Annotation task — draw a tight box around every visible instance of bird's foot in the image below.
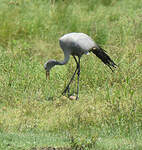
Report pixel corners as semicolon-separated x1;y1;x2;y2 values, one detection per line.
76;96;79;100
62;86;79;100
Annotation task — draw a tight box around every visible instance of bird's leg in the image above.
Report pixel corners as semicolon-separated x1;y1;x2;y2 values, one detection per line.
76;57;81;100
67;86;70;97
62;56;79;96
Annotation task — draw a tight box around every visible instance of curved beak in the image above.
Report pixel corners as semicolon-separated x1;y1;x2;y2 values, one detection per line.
46;71;50;79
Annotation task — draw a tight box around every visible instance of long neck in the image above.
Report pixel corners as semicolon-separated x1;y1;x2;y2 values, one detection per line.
56;51;70;65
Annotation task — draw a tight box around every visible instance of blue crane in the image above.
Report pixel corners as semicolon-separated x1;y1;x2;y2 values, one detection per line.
44;32;117;100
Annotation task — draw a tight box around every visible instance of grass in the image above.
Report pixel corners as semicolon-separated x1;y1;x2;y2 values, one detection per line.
0;132;70;150
0;0;142;149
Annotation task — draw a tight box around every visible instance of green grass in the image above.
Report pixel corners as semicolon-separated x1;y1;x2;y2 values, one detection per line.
0;132;70;150
0;0;142;149
0;131;142;150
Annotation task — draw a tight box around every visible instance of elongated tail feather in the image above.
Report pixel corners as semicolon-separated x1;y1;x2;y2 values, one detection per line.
92;47;117;72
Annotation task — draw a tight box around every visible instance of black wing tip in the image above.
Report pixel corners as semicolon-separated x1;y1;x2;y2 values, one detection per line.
92;47;117;71
105;55;118;71
108;59;118;68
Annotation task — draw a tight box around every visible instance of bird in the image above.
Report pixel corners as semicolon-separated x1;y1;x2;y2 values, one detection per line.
44;32;117;100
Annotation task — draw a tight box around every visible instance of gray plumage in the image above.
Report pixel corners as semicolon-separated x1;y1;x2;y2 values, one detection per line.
44;32;117;100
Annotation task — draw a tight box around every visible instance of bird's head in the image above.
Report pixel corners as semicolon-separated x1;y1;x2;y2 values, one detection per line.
44;59;57;79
